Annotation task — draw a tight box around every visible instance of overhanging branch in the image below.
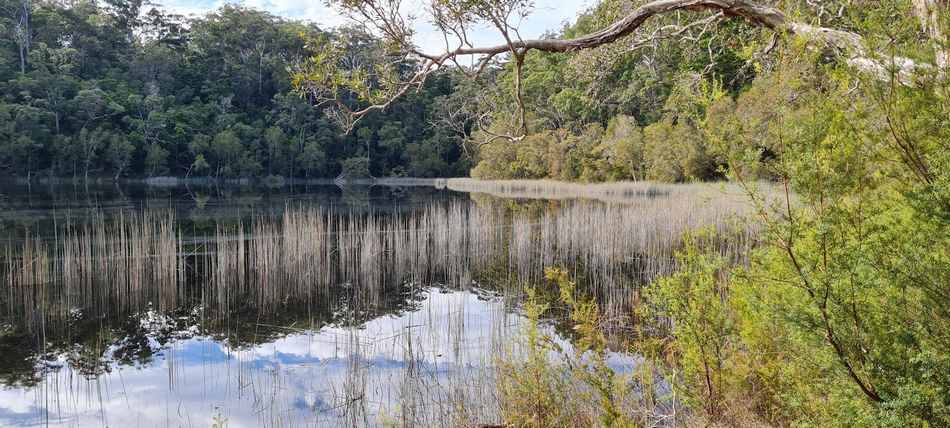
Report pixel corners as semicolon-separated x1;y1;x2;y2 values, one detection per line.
306;0;939;133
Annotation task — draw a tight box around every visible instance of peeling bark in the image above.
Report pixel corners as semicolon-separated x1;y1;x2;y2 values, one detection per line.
410;0;932;84
913;0;948;69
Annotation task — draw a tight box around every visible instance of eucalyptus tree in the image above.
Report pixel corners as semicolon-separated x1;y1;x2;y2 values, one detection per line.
294;0;945;140
13;0;30;74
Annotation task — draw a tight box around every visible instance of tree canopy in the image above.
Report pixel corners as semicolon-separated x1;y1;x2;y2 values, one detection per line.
0;0;471;180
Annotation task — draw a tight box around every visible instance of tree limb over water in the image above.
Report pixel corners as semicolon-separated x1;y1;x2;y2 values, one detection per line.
294;0;944;135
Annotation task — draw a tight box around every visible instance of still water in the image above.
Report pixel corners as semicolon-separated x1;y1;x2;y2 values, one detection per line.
0;180;753;427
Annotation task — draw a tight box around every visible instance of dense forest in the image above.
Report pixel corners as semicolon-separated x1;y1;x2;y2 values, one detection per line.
0;0;470;180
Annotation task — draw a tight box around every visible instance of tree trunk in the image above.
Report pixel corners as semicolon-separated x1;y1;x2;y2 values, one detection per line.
19;46;26;74
17;0;30;74
913;0;948;69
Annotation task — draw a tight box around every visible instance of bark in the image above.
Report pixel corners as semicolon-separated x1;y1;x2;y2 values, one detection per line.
16;0;30;74
335;0;945;128
414;0;934;84
914;0;948;69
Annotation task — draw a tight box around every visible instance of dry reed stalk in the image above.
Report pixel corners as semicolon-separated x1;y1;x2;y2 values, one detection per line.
1;182;764;335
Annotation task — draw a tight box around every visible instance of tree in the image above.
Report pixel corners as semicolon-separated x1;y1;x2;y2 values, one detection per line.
12;0;30;74
295;0;939;139
77;127;105;181
209;129;243;177
103;0;146;44
338;156;371;179
104;133;134;180
264;126;287;175
143;143;168;176
638;5;950;425
0;1;534;180
600;115;645;181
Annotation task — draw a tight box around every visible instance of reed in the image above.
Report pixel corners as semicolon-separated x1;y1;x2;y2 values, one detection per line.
0;181;781;428
444;178;772;204
1;183;762;339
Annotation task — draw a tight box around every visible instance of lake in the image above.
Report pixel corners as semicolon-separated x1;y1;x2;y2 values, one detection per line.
0;179;760;427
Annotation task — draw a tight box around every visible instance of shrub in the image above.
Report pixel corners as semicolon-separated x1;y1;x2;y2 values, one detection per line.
642;119;717;182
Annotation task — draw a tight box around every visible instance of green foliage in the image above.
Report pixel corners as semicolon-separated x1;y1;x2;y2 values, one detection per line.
471;130;552;180
338;156;371;179
0;0;468;179
472;113;720;183
497;286;576;428
497;268;643;427
641;4;950;426
641;118;718;183
599;115;645;181
642;230;759;424
466;0;770;178
730;68;950;426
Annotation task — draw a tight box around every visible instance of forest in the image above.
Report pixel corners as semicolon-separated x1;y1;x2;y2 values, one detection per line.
0;0;470;180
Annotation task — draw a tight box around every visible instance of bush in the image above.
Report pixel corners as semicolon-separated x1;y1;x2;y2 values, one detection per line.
497;268;664;428
599;115;645;181
471;131;553;179
338;156;371;179
642;119;717;182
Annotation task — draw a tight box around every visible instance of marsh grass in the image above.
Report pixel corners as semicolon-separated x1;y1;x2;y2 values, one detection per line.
445;178;764;205
1;182;761;337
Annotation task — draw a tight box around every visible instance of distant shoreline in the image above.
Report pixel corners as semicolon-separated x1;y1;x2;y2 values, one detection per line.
0;176;455;188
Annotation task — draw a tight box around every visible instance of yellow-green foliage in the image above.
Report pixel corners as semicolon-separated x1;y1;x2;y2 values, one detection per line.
642;118;716;183
726;65;950;426
472;129;552;180
599;115;646;181
703;57;820;181
496;287;577;428
496;268;639;428
549;268;633;428
473;115;720;183
645;18;950;426
640;231;758;424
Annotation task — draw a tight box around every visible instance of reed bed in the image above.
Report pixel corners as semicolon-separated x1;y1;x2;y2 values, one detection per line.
2;213;183;334
445;178;768;205
1;183;762;334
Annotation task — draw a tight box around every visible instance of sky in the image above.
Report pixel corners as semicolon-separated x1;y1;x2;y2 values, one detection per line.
156;0;595;54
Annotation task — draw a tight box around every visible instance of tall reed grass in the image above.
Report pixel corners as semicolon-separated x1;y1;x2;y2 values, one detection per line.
1;182;763;335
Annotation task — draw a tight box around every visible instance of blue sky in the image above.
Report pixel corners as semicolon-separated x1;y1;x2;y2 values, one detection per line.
156;0;595;54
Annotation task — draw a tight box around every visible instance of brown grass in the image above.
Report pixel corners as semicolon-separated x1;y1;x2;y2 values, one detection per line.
1;182;764;336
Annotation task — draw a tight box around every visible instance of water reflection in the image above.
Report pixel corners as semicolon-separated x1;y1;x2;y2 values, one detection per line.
0;181;761;427
0;287;576;427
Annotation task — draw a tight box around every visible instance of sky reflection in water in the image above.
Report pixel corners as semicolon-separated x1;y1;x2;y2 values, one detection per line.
0;287;639;427
0;182;690;427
